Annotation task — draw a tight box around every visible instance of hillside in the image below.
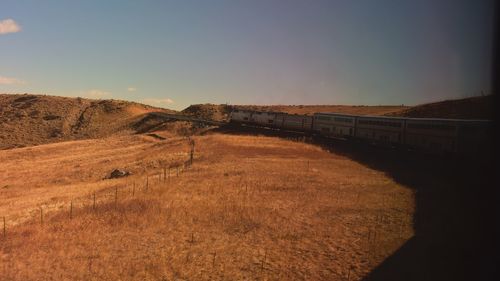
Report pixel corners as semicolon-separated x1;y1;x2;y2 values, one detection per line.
182;104;409;122
181;103;232;121
385;95;493;119
183;96;493;122
0;94;176;149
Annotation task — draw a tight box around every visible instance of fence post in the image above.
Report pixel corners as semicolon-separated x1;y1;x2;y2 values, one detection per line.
189;140;194;166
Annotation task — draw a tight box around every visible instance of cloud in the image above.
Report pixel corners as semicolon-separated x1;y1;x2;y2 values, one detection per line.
127;87;137;92
0;75;24;85
83;89;112;99
0;19;21;35
142;98;174;107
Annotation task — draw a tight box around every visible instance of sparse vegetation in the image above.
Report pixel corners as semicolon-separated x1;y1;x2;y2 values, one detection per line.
0;133;414;280
1;93;492;280
0;94;176;149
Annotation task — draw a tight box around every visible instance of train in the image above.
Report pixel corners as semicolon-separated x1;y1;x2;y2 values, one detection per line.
229;109;492;155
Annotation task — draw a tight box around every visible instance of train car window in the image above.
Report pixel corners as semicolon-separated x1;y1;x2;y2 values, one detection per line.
334;117;353;123
316;116;331;121
407;123;455;131
358;120;402;127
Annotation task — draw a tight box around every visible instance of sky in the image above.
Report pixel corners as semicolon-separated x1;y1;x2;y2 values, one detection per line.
0;0;495;110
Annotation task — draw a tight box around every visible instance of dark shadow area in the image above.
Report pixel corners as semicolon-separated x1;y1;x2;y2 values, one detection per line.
211;123;497;280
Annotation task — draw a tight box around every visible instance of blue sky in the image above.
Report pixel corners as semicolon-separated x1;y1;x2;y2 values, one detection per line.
0;0;495;110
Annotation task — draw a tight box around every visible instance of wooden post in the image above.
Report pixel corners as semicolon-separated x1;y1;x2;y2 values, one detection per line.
212;252;217;268
189;140;194;165
261;250;267;273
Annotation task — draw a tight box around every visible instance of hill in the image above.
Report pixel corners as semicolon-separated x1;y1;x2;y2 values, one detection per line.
385;95;493;119
181;103;232;122
182;104;409;122
235;104;409;116
183;96;493;122
0;94;176;149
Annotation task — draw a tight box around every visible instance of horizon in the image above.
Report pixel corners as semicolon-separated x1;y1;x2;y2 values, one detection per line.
1;0;495;110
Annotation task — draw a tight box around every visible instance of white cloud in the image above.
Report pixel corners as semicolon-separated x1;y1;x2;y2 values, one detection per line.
0;75;24;85
83;89;112;99
142;98;174;107
0;19;21;35
127;87;137;92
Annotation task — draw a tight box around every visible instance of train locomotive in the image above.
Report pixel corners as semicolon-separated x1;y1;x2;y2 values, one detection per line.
229;109;491;155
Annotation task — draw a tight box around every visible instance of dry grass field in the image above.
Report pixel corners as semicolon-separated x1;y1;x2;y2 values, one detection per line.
1;94;494;280
0;132;414;281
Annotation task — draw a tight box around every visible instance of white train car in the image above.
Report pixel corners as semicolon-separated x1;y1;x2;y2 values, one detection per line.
404;118;459;153
355;116;405;144
275;113;313;131
229;109;253;123
249;111;279;127
455;120;491;154
313;113;356;138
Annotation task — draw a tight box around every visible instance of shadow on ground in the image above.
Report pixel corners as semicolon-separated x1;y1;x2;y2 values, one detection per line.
211;124;497;281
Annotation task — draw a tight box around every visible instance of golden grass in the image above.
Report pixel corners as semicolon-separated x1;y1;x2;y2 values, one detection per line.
0;133;414;280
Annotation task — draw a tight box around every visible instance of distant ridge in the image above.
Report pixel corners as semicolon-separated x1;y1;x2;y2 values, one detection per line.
180;96;492;122
181;104;409;122
385;95;493;120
